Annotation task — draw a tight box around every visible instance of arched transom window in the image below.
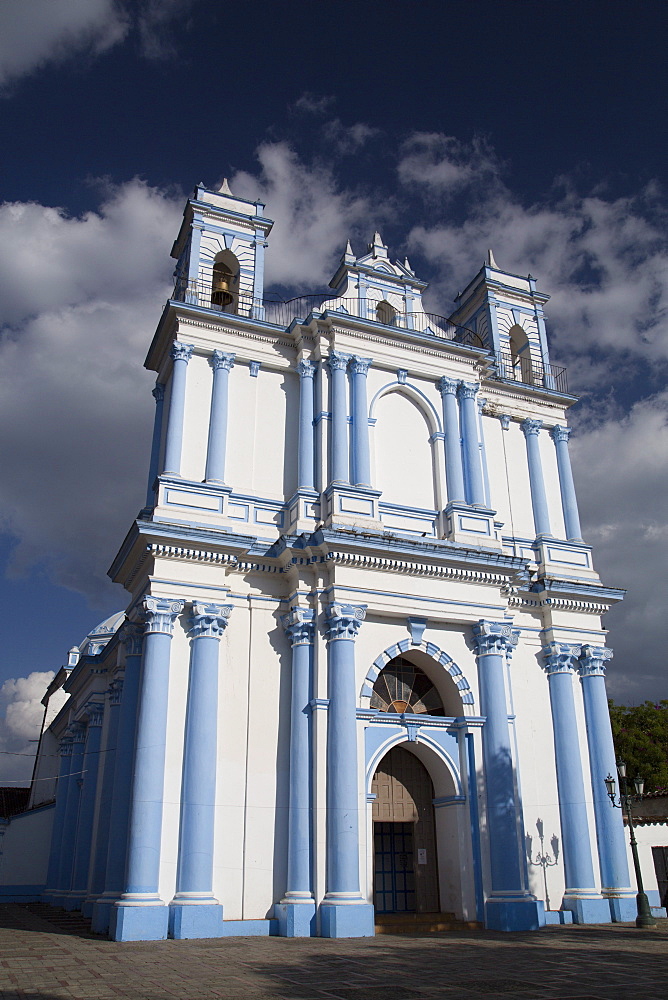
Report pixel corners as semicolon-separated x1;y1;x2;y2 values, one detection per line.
371;657;445;716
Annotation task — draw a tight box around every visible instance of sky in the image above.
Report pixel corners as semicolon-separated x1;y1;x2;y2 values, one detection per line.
0;0;666;782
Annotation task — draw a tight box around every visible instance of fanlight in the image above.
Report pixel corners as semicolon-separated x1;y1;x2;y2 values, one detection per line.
370;658;445;716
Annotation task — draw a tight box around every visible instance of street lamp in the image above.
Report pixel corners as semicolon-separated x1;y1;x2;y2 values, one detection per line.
605;758;656;928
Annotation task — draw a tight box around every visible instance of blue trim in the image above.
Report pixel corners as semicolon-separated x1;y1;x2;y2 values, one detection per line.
466;733;485;922
0;885;46;901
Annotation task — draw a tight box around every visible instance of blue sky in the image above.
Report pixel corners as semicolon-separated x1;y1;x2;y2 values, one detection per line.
1;0;666;780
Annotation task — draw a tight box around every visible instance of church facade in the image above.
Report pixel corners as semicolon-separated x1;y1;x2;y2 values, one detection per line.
2;181;659;940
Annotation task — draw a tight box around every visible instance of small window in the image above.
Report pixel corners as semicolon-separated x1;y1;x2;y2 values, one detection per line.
376;300;397;326
371;658;445;716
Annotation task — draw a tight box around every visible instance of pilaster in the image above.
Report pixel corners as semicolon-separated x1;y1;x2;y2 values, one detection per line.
162;343;193;477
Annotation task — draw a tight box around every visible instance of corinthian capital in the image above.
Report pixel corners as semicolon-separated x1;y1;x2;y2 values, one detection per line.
542;641;580;675
152;383;166;403
326;351;350;373
578;645;613;677
282;608;315;646
350;355;372;376
324;603;366;642
141;597;184;636
472;619;520;658
171;342;194;364
188;602;232;640
437;376;459;397
296;359;316;379
209;350;235;372
521;418;543;437
457;381;479;401
550;425;571;444
119;622;144;657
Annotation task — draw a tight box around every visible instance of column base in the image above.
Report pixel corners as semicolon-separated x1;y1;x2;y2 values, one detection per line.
562;895;611;924
484;897;545;932
319;901;375;938
607;895;638;922
91;898;116;934
62;893;85;912
275;900;316;937
110;901;169;941
168;902;224;939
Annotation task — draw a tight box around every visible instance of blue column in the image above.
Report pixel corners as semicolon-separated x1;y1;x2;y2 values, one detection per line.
66;703;104;910
437;377;465;503
477;395;491;508
53;723;86;903
296;360;316;491
169;603;232;939
350;356;372;487
110;598;184;942
458;382;486;505
162;343;193;476
542;643;609;923
578;645;635;921
551;426;583;542
145;383;165;508
327;352;349;485
276;609;316;937
472;620;544;931
204;351;235;483
43;735;73;903
83;680;122;918
521;419;552;537
320;603;374;938
91;625;144;934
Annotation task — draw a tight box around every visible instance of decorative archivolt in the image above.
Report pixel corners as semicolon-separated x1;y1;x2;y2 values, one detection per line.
369;380;443;437
360;637;475;711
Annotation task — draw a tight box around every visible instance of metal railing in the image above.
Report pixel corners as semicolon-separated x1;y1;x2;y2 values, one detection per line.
171;279;484;348
490;351;568;394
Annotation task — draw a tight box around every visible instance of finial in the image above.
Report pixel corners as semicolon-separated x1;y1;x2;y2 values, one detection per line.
216;178;233;195
404;256;413;272
344;238;354;257
486;249;499;269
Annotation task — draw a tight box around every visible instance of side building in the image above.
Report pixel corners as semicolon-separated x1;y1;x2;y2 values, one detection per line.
2;180;665;939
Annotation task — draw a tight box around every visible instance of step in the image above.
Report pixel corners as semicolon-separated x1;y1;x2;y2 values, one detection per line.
375;912;482;934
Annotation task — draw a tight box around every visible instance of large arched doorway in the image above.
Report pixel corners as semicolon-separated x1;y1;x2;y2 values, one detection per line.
372;745;440;914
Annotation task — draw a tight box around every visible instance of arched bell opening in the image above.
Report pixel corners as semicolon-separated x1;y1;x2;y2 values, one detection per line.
376;299;398;326
508;324;534;385
211;250;240;312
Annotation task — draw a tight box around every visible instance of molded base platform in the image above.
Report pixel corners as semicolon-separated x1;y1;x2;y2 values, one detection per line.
169;903;224;939
562;896;612;924
608;896;638;922
275;900;316;937
320;902;375;938
484;898;545;932
110;903;168;941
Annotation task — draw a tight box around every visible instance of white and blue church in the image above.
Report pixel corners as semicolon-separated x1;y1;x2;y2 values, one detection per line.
2;179;663;940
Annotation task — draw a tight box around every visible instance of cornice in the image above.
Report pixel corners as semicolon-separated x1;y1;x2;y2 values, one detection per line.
320;550;511;585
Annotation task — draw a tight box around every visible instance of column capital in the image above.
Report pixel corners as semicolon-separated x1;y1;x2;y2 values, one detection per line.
350;355;372;376
69;722;87;744
551;424;571;444
209;350;235;372
281;608;315;646
326;351;350;373
471;619;520;657
187;602;233;639
324;603;366;642
59;735;74;757
542;641;580;675
152;383;166;403
477;396;487;414
86;702;104;728
170;342;194;364
119;622;144;656
108;678;124;705
457;380;479;401
578;645;613;677
296;359;316;379
521;418;543;437
437;375;459;397
499;414;511;430
141;597;184;635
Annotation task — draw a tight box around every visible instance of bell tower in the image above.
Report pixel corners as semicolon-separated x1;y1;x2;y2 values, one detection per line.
170;179;273;318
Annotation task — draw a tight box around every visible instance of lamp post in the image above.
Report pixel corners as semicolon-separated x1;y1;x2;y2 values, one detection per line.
604;759;656;928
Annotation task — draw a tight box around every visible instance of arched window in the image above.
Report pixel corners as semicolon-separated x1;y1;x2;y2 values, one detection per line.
371;657;445;716
508;324;533;384
211;250;240;312
376;300;397;326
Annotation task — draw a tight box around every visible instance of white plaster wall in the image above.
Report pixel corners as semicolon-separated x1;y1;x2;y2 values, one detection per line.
180;352;212;482
0;806;54;886
373;389;436;509
630;824;668;904
500;422;535;541
539;429;567;540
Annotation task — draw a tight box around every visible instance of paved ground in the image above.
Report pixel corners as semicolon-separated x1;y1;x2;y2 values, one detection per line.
1;904;666;1000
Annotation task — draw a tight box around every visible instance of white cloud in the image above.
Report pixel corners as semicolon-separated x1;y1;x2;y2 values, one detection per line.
398;132;502;199
0;0;129;87
0;671;54;783
571;391;668;702
0;179;183;597
230;142;372;289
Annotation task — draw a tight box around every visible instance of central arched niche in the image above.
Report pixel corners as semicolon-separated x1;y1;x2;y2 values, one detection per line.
371;651;465;718
373;389;436;509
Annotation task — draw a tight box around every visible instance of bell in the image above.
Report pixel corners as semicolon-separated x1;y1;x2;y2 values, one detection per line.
211;270;233;307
